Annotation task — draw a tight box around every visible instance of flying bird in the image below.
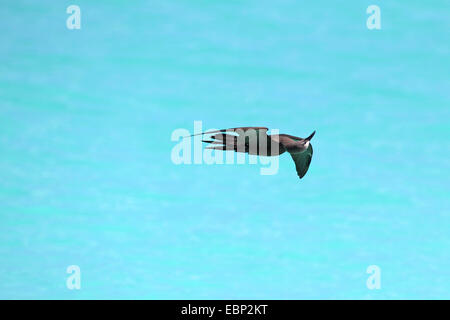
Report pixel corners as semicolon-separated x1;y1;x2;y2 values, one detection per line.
189;127;316;179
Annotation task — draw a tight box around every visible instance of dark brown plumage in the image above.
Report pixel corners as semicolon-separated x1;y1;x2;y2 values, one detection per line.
190;126;315;179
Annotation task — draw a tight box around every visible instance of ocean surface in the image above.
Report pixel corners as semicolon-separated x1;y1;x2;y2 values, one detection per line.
0;0;449;299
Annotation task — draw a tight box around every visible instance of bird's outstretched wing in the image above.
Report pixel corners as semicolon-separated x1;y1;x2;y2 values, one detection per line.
188;127;268;138
193;127;270;154
290;144;313;179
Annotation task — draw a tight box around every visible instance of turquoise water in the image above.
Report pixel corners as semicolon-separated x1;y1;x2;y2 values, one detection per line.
0;0;449;299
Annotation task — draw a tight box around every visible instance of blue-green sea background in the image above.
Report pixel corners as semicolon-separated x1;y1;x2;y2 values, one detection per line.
1;0;449;299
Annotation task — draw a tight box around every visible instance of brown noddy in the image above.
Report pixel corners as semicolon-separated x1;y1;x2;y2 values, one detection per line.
188;126;315;179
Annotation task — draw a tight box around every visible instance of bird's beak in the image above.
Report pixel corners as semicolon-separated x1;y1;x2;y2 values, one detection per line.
305;130;316;141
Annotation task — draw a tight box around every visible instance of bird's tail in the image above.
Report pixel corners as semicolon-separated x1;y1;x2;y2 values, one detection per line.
305;131;316;141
